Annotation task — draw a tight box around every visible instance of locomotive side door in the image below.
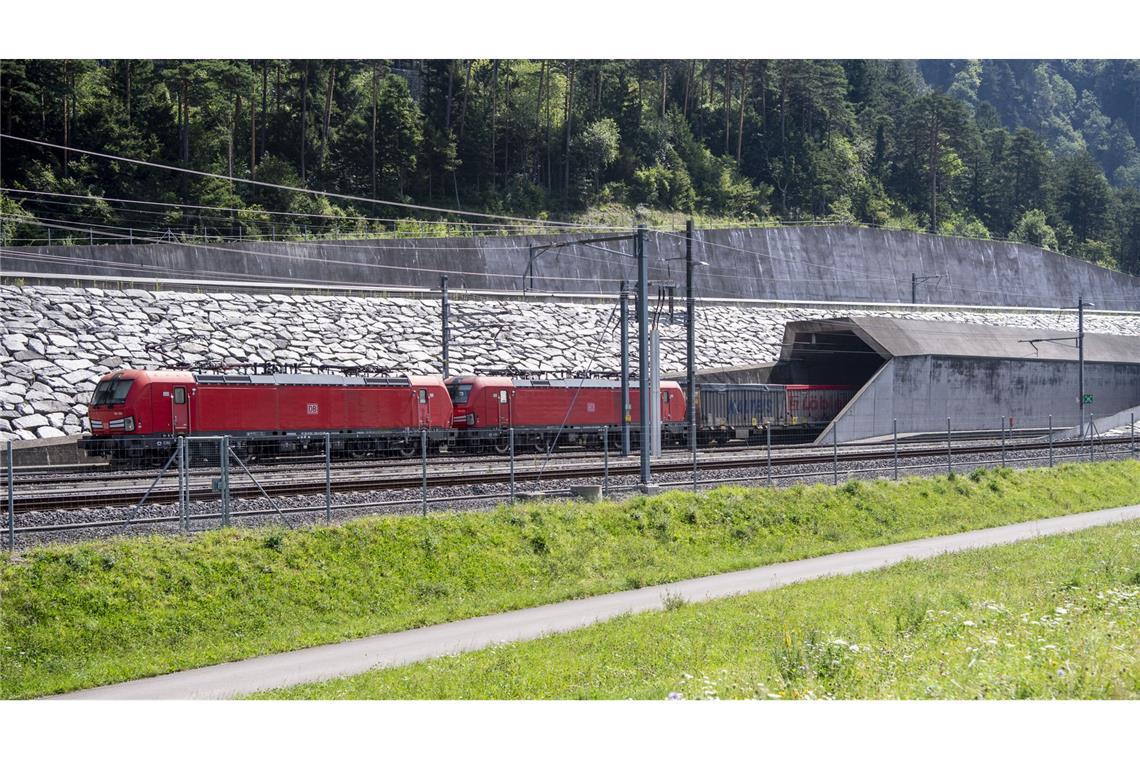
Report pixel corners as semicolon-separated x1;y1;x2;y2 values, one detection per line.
171;386;190;434
416;388;429;428
496;388;511;428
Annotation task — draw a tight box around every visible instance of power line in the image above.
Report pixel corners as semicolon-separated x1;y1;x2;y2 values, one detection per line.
0;133;626;231
0;215;632;286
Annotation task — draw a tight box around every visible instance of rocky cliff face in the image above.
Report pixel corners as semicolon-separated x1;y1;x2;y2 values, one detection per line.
3;284;1138;441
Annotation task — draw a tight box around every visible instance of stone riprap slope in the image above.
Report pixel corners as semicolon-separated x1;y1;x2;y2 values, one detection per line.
3;284;1139;441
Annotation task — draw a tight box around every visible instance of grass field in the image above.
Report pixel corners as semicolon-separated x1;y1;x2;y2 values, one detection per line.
261;521;1140;700
3;461;1139;698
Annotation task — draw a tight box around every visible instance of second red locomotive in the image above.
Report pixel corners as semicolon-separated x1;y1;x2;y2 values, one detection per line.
446;375;687;452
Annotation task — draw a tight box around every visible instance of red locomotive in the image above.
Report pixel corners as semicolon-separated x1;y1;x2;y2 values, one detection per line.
446;375;687;452
81;368;453;465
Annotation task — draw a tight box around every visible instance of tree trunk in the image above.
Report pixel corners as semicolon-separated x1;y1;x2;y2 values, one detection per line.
535;60;547;184
260;61;268;156
371;66;378;198
250;85;257;179
125;61;132;126
503;65;511;181
491;60;499;187
300;62;308;183
594;61;602;116
724;61;732;155
683;61;693;116
458;59;472;142
929;107;940;233
229;91;238;178
736;63;748;164
545;63;552;191
62;64;70;177
660;61;667;117
180;77;189;166
320;64;335;171
564;60;575;196
444;62;454;133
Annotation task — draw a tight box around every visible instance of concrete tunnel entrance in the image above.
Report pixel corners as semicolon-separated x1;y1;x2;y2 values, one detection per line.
768;326;887;389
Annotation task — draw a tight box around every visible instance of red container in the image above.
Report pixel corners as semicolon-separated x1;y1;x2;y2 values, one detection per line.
783;384;855;425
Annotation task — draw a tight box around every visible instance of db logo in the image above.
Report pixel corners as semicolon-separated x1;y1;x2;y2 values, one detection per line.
586;402;596;413
306;403;319;415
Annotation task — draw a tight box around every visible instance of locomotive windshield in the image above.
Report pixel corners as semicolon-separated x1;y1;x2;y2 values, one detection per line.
91;378;134;406
448;383;473;404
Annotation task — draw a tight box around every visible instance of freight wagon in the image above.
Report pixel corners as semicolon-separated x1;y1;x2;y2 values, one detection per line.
694;383;855;444
81;368;454;465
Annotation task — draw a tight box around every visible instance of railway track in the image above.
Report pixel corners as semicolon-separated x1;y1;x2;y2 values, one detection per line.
9;427;1053;484
9;435;1130;513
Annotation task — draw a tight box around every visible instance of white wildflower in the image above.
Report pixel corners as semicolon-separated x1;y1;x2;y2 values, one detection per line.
963;620;976;627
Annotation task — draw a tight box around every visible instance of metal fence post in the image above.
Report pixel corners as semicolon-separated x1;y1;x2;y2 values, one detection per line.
832;427;838;486
6;441;14;552
1048;415;1054;467
1000;417;1006;468
893;418;899;481
1131;412;1136;456
1089;413;1095;463
946;417;952;476
691;428;698;493
325;433;332;524
509;427;516;504
220;436;231;527
766;425;772;487
602;426;609;496
420;428;428;517
178;437;187;532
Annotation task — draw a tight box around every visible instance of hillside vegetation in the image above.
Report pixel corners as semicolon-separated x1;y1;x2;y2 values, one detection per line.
2;60;1139;274
2;461;1139;698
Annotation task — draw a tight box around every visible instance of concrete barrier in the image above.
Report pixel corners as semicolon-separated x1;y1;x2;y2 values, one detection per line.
5;226;1137;308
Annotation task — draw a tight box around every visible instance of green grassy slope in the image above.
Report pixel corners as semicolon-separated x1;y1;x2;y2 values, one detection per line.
3;461;1139;698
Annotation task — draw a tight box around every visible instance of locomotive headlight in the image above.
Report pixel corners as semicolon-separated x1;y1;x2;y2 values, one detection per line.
123;416;135;432
466;413;476;425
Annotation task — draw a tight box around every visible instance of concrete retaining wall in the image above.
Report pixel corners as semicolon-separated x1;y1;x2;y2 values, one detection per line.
5;226;1138;308
4;283;1140;442
827;356;1140;443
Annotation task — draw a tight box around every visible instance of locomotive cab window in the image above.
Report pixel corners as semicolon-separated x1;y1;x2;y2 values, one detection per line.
499;390;508;404
448;383;473;404
92;378;134;406
418;389;428;404
173;387;187;405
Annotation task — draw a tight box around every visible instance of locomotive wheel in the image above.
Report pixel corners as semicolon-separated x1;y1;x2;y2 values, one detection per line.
492;437;510;455
397;440;418;458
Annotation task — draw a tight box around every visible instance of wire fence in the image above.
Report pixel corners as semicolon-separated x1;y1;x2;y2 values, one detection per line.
4;412;1138;550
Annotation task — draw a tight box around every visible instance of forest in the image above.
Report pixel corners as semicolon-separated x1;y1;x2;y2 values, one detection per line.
2;59;1140;275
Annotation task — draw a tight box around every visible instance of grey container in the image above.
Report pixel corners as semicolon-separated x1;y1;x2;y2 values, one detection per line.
696;384;787;435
